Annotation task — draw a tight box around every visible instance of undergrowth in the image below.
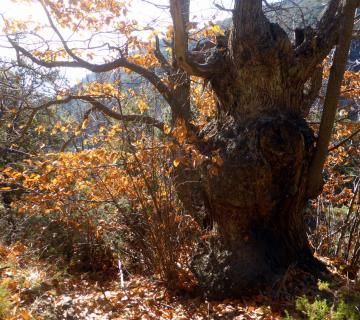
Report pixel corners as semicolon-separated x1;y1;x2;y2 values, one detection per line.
285;292;360;320
0;280;11;319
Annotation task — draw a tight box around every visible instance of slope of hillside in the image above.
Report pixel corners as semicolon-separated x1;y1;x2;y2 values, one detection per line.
267;0;328;29
269;1;360;70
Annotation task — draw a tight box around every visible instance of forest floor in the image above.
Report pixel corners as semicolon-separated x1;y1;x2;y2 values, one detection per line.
0;244;359;320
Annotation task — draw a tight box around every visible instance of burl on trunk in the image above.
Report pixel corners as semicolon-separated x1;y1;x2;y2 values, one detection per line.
191;114;318;298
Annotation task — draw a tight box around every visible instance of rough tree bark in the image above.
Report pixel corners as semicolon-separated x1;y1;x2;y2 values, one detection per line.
170;0;359;298
7;0;359;299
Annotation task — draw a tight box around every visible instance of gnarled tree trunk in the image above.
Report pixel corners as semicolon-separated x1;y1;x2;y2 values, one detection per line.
191;114;317;298
170;0;359;298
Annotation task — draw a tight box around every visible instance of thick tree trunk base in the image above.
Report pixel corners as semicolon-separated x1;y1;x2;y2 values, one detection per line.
190;231;326;299
188;113;325;299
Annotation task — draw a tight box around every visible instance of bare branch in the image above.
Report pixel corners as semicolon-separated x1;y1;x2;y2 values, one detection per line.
15;97;77;141
0;147;35;158
307;0;359;197
213;1;233;12
7;38;174;108
328;128;360;152
139;0;169;10
295;0;360;79
15;108;38;142
170;0;220;77
78;95;165;131
154;35;171;74
60;107;94;152
16;95;165;141
40;0;81;63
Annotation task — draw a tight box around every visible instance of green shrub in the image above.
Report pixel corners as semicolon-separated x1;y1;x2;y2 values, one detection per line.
317;279;330;291
333;292;360;320
0;281;12;319
293;294;360;320
295;296;330;320
332;300;360;320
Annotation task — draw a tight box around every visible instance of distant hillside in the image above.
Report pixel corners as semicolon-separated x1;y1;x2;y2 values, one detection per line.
266;0;328;29
222;1;360;71
221;1;329;33
271;0;360;70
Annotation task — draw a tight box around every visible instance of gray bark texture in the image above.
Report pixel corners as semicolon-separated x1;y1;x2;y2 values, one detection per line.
170;0;359;298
